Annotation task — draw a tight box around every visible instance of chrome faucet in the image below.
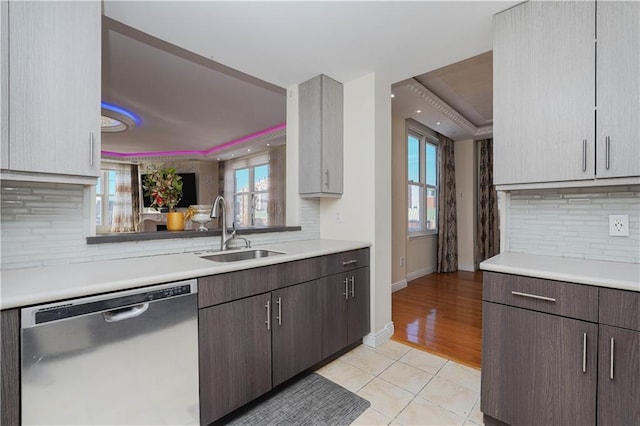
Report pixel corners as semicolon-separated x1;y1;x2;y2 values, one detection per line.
210;195;251;251
210;195;233;251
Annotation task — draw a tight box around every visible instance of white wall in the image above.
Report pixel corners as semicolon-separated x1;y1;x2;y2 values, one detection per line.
406;235;437;280
319;72;393;346
391;113;407;290
454;139;477;271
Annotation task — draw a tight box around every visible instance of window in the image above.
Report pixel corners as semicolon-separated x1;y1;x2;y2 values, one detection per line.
96;168;117;231
233;164;270;227
224;146;286;228
407;123;438;236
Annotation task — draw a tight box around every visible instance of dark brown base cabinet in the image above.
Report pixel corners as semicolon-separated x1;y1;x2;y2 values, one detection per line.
272;280;323;387
198;248;370;425
199;294;273;423
321;267;370;359
1;309;20;426
482;272;640;426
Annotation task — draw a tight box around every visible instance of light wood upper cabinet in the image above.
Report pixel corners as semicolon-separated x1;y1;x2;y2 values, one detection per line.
298;74;343;197
493;1;639;186
3;1;100;178
595;1;640;179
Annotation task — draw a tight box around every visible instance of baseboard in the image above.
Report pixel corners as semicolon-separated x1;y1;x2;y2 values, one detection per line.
362;322;394;348
458;263;477;272
392;279;407;293
406;265;436;282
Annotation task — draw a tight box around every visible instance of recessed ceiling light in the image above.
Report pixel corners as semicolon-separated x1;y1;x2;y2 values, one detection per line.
247;148;251;152
100;115;128;132
267;143;270;147
231;154;235;157
216;158;220;161
390;94;395;98
416;110;421;114
436;122;441;125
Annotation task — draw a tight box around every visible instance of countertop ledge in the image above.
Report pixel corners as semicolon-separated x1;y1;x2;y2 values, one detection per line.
0;239;371;310
480;252;640;292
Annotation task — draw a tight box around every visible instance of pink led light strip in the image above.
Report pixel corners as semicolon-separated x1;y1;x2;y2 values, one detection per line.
102;122;286;159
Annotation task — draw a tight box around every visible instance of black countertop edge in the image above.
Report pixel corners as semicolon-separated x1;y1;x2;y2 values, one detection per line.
86;226;303;245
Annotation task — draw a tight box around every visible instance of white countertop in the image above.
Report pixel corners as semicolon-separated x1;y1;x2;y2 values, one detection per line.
480;252;640;292
0;239;371;310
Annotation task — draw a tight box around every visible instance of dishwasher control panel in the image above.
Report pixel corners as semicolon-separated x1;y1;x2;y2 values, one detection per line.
146;284;192;301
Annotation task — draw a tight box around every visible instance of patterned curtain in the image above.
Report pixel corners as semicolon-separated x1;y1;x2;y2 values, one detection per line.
478;138;500;261
110;164;135;232
437;134;458;273
130;164;140;232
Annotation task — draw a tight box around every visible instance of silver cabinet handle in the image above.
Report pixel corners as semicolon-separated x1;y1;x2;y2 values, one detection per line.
276;297;282;326
582;332;587;373
342;259;358;266
582;139;587;172
511;291;556;302
90;132;95;166
265;300;270;330
610;337;615;380
350;276;355;298
605;136;611;170
343;277;349;300
324;169;329;188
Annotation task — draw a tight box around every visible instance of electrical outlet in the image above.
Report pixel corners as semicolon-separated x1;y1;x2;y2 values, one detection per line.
335;211;343;224
609;215;629;237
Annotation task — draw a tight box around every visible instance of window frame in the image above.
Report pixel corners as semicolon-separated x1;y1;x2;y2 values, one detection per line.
407;120;439;238
232;163;270;228
95;167;118;233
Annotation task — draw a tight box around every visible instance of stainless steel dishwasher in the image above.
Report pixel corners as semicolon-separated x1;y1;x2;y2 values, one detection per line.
21;279;199;425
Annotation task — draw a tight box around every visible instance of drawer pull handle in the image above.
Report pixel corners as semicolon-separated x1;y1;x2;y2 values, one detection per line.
511;291;556;302
610;338;615;380
350;276;355;298
582;333;587;373
342;259;358;266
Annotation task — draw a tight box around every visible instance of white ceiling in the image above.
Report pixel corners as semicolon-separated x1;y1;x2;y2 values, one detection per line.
101;1;517;157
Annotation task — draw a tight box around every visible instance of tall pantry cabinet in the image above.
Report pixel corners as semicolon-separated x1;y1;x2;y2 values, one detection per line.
493;1;639;186
1;1;101;178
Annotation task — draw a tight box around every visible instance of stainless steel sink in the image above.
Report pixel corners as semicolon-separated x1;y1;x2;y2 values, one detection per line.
201;249;284;263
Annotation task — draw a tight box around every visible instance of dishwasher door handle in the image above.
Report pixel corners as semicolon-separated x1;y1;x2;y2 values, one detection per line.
103;303;149;322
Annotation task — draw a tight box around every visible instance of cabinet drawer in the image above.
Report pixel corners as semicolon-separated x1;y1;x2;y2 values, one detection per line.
599;287;640;331
323;248;370;276
198;265;279;308
483;272;598;322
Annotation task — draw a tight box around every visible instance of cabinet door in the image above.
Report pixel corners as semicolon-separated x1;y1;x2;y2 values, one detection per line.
299;74;343;197
597;325;640;426
481;302;597;425
493;1;595;185
596;1;640;179
272;281;322;386
320;274;349;358
7;1;100;176
347;267;370;344
199;294;272;425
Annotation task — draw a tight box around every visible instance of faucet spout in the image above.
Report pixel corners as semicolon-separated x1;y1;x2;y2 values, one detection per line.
210;195;233;251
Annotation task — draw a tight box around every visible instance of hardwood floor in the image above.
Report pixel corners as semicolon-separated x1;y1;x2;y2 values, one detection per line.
392;271;483;369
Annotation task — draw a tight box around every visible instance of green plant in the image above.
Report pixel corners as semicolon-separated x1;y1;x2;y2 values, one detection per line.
142;164;183;211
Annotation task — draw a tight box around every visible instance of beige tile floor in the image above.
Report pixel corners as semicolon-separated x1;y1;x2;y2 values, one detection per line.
316;340;483;426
